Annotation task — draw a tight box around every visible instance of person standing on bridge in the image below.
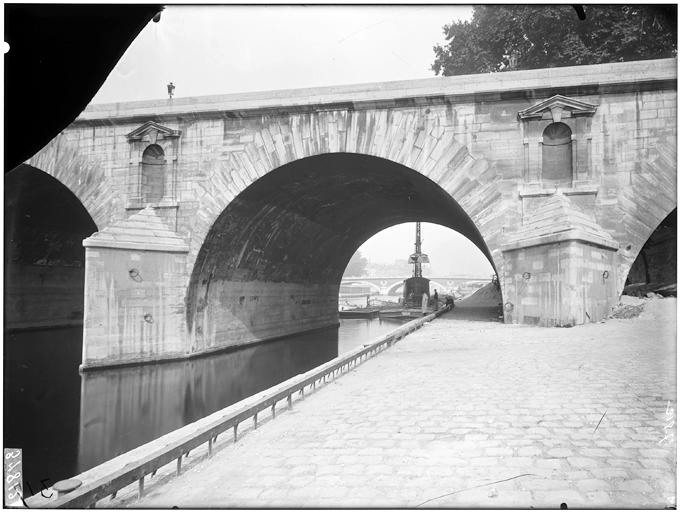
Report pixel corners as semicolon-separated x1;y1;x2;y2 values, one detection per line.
421;292;428;316
433;290;439;310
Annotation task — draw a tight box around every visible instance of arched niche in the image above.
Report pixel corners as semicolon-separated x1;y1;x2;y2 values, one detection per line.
141;144;166;204
541;122;573;185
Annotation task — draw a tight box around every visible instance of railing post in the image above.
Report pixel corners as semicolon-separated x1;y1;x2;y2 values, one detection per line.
271;403;276;419
233;423;238;443
208;437;213;457
287;394;292;408
253;412;258;429
176;456;182;476
138;476;144;499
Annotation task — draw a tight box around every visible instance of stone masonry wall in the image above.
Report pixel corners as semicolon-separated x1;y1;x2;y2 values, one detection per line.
82;247;188;368
22;59;677;360
504;240;618;326
5;263;86;330
190;281;339;352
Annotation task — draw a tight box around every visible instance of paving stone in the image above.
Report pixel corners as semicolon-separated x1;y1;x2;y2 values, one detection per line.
639;448;673;458
547;447;574;457
640;458;672;469
607;458;641;468
486;447;514;456
565;470;591;480
536;458;564;469
469;457;499;466
615;479;654;493
567;457;600;468
518;446;543;457
522;478;572;491
583;491;614;507
589;467;631;479
502;456;535;468
111;306;676;509
575;479;612;492
531;489;588;508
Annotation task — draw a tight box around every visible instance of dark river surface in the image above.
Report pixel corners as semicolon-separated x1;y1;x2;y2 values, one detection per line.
4;316;408;492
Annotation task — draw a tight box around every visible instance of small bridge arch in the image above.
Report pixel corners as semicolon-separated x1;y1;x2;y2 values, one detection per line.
340;280;382;295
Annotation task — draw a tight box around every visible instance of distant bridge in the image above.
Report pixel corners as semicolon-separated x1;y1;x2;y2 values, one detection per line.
340;276;491;296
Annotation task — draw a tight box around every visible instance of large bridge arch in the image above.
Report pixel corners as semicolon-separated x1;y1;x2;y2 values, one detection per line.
185;152;500;351
183;104;514;280
26;136;116;230
5;164;98;329
623;208;677;294
613;139;677;294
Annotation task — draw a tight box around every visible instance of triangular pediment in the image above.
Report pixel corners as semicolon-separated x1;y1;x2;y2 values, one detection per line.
518;94;598;122
126;121;181;143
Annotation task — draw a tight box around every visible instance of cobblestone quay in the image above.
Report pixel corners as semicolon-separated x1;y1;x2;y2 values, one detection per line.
115;299;676;509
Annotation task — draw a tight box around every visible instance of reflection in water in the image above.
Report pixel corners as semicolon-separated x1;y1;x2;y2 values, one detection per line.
4;327;82;493
77;327;338;472
337;316;409;355
6;317;408;491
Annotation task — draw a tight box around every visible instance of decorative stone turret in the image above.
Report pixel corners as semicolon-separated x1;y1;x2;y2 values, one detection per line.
501;193;619;327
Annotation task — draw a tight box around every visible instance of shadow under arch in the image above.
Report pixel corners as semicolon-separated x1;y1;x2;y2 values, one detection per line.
5;163;98;329
4;163;98;490
186;153;497;349
623;208;677;296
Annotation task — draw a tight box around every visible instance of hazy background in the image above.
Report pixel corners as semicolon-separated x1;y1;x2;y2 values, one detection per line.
92;5;493;278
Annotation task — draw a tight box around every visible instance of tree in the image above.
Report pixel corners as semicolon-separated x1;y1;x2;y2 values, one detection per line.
432;5;677;76
343;250;369;276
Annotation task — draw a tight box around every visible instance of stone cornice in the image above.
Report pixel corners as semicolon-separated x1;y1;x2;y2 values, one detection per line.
73;58;676;126
501;229;620;252
82;239;189;253
504;192;618;252
83;207;189;253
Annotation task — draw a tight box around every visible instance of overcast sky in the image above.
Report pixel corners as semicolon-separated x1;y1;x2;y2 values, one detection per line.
92;5;474;103
92;4;494;277
357;222;494;277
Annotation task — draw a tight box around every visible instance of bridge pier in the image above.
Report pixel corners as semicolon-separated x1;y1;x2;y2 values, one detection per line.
81;207;190;369
501;193;619;326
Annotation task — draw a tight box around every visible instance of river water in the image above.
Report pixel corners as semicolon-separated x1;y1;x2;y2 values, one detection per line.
4;316;408;493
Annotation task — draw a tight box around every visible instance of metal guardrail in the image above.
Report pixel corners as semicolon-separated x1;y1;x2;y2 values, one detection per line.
30;306;450;509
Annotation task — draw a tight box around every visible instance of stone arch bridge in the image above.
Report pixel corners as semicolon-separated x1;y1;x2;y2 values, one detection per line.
340;276;491;296
8;58;676;369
